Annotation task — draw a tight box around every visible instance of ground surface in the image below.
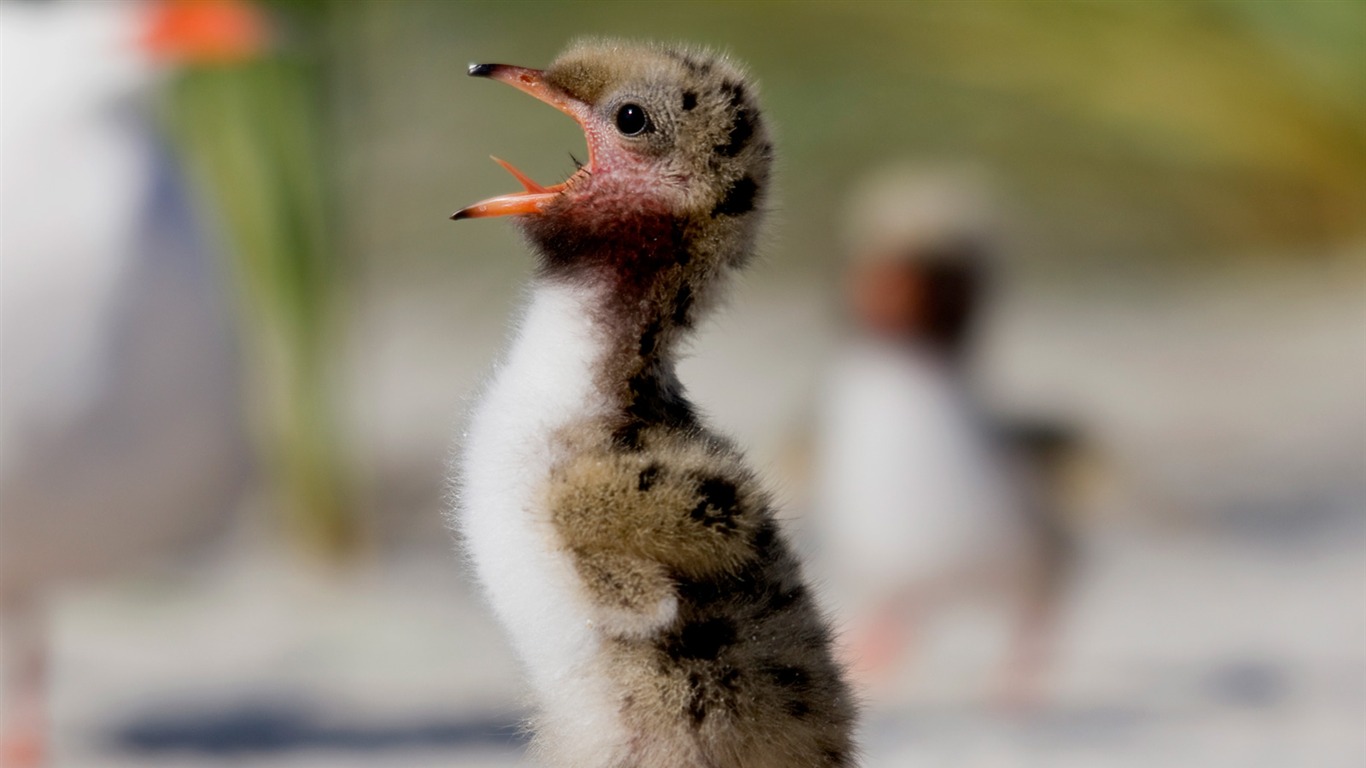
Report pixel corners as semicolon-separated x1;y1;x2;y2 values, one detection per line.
35;264;1366;767
45;522;1365;767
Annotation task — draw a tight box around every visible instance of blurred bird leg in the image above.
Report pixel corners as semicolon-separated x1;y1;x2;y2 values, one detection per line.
1;596;46;768
994;572;1062;712
842;592;924;694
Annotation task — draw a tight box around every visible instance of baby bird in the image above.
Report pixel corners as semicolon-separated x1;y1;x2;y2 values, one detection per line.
452;42;857;767
814;166;1071;708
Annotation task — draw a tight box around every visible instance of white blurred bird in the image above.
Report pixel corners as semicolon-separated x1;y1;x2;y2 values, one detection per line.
813;166;1070;708
0;3;250;763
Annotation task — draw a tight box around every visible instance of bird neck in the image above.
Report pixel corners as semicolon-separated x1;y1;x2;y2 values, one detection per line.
530;211;713;350
526;221;717;442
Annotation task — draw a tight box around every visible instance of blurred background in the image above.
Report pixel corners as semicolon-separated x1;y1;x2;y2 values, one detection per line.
1;1;1362;766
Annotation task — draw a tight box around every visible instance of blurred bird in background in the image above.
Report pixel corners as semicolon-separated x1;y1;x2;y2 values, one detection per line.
813;165;1077;709
0;2;253;764
1;0;357;763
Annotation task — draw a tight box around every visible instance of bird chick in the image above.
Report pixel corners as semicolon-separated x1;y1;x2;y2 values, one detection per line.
452;41;857;767
815;166;1071;709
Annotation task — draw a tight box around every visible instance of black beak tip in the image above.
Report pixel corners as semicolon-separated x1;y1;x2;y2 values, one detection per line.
468;63;497;78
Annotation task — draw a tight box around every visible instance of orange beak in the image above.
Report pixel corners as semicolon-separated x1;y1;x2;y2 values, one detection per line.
451;64;592;221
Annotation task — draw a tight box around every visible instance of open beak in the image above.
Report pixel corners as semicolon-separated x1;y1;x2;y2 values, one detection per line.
451;64;592;221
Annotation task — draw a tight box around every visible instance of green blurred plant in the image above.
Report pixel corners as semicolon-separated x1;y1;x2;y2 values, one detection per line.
155;0;359;558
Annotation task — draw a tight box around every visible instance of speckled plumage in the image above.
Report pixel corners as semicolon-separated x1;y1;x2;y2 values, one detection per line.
454;41;856;767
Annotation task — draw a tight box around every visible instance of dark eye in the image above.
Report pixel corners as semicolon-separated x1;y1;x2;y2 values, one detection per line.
615;103;650;136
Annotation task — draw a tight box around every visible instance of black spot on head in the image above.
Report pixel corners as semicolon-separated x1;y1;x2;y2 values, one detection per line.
712;176;758;217
716;107;754;157
668;617;737;660
638;319;661;357
721;79;746;108
690;477;740;530
682;91;697;111
637;463;661;492
671;283;694;327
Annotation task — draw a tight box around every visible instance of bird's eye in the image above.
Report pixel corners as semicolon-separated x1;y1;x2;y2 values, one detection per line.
615;103;650;136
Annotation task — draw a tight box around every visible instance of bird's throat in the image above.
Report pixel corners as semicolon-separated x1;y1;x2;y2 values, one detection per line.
517;201;733;445
525;251;704;447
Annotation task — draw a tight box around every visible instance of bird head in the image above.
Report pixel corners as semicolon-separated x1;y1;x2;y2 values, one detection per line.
453;41;771;281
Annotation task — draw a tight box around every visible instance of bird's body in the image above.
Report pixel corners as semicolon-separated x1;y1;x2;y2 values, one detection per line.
817;339;1030;595
1;5;250;763
454;42;856;767
815;335;1067;709
812;166;1070;707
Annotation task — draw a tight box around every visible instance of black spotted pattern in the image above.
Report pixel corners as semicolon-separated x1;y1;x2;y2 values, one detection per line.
714;80;755;158
712;176;758;217
682;91;697;111
667;616;737;661
721;79;746;108
652;517;853;745
717;107;754;157
690;477;740;532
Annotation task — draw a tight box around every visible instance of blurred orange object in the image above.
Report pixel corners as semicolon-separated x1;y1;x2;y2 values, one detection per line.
141;0;269;64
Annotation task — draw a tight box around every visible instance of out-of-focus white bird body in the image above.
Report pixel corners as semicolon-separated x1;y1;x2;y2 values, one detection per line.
814;164;1069;708
0;1;151;469
0;0;247;598
816;340;1028;602
1;3;250;761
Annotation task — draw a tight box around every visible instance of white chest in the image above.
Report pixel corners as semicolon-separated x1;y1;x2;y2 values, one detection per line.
455;281;627;738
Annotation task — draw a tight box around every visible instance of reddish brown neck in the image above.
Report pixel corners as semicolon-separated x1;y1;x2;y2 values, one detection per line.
523;206;713;447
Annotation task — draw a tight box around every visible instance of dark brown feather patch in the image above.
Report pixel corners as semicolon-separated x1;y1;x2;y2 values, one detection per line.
712;176;758;217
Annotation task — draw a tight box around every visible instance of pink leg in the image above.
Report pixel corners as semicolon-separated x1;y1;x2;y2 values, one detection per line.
841;593;923;697
994;579;1059;713
2;596;46;768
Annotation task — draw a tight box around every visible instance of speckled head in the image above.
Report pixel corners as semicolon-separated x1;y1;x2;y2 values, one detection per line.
453;41;773;282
